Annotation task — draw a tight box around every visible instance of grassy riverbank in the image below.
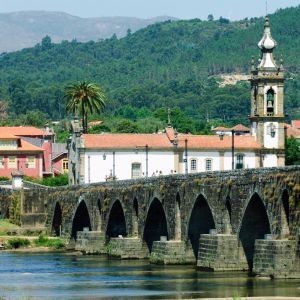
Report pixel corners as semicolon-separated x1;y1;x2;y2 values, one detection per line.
0;219;65;251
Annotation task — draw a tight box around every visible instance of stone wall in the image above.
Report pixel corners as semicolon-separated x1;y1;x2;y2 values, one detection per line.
16;166;300;277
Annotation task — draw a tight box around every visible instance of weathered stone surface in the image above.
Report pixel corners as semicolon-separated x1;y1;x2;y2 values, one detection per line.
75;231;106;254
197;234;248;271
150;241;186;264
253;239;299;278
107;237;147;259
3;166;298;277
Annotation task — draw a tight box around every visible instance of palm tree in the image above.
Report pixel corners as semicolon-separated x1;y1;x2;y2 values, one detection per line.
64;81;106;133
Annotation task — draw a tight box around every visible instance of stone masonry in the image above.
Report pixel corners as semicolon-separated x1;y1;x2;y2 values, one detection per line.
15;166;300;278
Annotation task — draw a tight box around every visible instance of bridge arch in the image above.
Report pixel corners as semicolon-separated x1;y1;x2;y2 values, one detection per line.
239;192;271;270
187;193;216;260
51;202;62;237
175;193;181;240
106;199;127;239
143;197;169;252
71;200;92;240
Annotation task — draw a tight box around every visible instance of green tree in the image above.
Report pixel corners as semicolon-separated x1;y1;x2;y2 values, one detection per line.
286;137;300;165
64;81;106;133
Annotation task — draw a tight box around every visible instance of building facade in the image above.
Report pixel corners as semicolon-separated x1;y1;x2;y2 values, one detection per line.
69;17;285;185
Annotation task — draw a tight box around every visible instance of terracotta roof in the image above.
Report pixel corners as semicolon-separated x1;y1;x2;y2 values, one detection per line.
286;124;300;138
0;126;53;137
177;134;261;150
0;134;44;152
165;127;176;141
212;126;228;131
82;133;173;149
292;120;300;130
231;124;250;132
82;132;261;150
0;132;19;139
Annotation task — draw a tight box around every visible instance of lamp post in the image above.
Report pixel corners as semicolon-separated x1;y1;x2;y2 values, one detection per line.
184;139;188;174
231;129;235;170
135;145;148;177
103;151;116;180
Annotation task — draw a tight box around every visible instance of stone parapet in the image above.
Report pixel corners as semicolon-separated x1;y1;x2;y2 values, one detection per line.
253;239;298;278
197;234;248;271
150;240;186;264
75;231;106;254
107;237;147;259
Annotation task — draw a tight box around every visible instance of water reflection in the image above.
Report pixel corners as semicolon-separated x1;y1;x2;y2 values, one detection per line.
0;253;299;299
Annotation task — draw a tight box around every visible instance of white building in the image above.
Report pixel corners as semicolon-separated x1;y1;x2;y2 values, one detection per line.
68;16;285;185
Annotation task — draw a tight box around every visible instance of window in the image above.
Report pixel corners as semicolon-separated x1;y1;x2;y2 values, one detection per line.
62;159;69;173
236;154;244;169
205;159;212;171
0;156;4;168
266;88;275;115
27;156;35;168
132;163;142;179
190;159;197;172
8;156;17;169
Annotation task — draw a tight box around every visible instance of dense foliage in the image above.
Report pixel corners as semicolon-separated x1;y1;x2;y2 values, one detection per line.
0;6;299;132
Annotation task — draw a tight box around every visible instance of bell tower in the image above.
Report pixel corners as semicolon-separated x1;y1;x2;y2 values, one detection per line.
250;16;285;167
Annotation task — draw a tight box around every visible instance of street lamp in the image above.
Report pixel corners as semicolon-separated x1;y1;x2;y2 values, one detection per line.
231;129;235;170
135;145;148;177
184;139;188;174
102;152;116;179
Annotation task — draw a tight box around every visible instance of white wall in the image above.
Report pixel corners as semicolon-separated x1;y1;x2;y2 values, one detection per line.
224;151;256;170
264;122;279;149
263;154;278;168
84;150;175;183
185;151;220;173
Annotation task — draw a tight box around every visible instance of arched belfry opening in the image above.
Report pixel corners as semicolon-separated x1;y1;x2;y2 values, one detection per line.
143;198;168;252
106;200;127;239
132;198;139;236
266;88;275;115
71;201;91;240
239;193;271;270
281;189;290;237
187;195;216;260
52;202;62;237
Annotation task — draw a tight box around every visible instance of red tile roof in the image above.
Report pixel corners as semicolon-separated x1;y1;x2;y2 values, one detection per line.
0;126;53;137
292;120;300;130
231;124;250;132
82;132;261;150
82;133;173;149
286;124;300;138
177;134;261;150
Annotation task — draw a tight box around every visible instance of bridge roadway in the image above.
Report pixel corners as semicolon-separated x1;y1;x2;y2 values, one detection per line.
21;166;300;277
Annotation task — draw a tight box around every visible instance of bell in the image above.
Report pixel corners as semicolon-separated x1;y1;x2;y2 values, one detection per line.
267;100;273;108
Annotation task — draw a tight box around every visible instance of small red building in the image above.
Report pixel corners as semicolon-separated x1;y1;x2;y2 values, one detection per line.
0;132;44;178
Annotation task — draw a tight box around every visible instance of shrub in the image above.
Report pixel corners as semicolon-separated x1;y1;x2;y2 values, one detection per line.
6;238;30;249
35;234;65;249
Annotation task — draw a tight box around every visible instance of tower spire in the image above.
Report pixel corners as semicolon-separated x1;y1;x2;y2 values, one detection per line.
257;16;278;69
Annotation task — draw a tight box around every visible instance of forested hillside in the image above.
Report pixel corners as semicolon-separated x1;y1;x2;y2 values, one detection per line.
0;6;299;133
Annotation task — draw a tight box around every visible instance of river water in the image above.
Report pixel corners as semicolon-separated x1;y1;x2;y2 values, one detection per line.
0;252;299;299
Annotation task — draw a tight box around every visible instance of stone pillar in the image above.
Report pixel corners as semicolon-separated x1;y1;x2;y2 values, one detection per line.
175;202;181;240
150;240;186;264
107;237;147;259
253;239;297;278
197;234;248;271
75;231;106;254
12;171;24;190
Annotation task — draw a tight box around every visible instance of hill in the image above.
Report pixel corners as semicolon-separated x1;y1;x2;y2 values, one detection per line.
0;6;299;132
0;11;176;53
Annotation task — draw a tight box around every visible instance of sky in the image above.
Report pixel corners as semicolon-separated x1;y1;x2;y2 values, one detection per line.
0;0;299;20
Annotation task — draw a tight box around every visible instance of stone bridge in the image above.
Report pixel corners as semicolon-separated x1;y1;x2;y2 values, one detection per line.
21;166;300;277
